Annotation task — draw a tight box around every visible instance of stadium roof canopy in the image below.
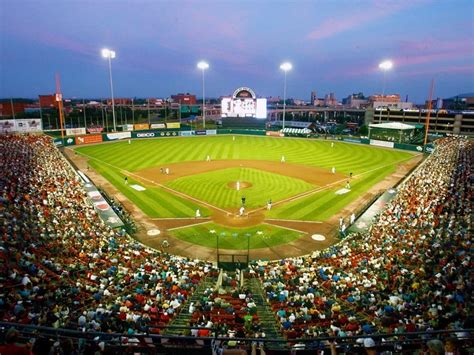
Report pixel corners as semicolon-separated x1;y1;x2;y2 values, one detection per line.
369;122;421;130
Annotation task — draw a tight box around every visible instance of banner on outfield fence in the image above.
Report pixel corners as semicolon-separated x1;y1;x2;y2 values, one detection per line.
166;122;181;129
87;127;104;134
158;131;178;137
75;134;103;145
0;119;43;133
119;124;134;131
106;132;131;140
370;139;394;148
266;131;284;137
343;138;362;144
135;131;156;138
150;123;166;129
66;128;86;136
206;129;217;135
16;119;43;133
195;130;207;135
180;131;194;137
53;138;64;146
64;137;76;146
134;123;149;130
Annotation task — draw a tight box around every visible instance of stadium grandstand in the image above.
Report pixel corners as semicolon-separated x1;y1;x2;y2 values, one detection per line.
0;133;472;354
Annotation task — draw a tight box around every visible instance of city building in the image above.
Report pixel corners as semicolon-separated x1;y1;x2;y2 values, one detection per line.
0;100;31;117
39;94;58;108
369;94;413;110
106;98;132;105
324;93;338;107
342;93;369;109
171;93;197;105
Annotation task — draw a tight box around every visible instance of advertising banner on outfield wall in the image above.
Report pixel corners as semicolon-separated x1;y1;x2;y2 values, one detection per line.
157;131;178;137
119;124;134;131
53;138;64;147
87;127;104;134
64;137;76;146
180;131;194;136
134;123;150;130
16;119;43;133
106;132;132;141
150;123;166;129
75;134;103;145
66;128;87;136
166;122;181;129
195;130;207;135
134;131;156;138
266;131;284;137
0;120;16;133
206;129;217;135
370;139;394;148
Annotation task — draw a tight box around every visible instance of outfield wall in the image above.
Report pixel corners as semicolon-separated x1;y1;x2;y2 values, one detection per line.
51;129;433;153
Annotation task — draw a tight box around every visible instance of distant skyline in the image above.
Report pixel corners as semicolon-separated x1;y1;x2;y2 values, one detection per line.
1;0;473;103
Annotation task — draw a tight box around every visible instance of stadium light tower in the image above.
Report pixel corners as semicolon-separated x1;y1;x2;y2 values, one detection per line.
280;62;292;130
197;61;209;129
102;48;117;131
378;59;393;123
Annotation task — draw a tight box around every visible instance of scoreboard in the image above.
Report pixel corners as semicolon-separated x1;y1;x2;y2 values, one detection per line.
221;87;267;119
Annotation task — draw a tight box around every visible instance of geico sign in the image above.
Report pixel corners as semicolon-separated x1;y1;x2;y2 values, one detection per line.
137;133;155;138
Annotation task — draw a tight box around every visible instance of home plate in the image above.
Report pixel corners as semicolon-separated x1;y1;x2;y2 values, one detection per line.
131;184;146;191
311;234;326;241
147;229;160;236
335;188;350;195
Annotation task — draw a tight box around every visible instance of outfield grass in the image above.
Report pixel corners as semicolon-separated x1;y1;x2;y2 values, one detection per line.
77;136;416;219
76;135;412;174
89;160;210;218
167;167;314;209
168;222;303;249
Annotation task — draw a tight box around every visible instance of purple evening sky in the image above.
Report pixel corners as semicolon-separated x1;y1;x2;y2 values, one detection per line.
0;0;473;103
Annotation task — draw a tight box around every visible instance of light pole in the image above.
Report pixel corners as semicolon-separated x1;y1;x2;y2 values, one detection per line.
280;62;292;130
197;61;209;129
378;60;393;123
102;48;117;131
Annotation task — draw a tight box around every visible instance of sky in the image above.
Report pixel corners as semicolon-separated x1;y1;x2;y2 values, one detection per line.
0;0;473;103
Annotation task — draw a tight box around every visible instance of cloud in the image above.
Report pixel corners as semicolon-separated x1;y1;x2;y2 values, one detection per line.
306;0;424;41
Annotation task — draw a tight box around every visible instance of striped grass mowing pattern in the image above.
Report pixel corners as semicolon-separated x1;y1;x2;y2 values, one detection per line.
77;136;416;219
76;136;413;175
166;167;314;209
168;222;303;250
89;160;209;218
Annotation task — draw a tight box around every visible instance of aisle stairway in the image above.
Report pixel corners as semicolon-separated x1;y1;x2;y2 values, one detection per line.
244;276;284;342
163;276;216;336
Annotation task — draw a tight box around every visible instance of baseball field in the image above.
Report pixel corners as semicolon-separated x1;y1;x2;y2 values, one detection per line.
74;135;419;256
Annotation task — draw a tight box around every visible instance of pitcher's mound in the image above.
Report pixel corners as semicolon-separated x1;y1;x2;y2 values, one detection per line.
227;181;252;190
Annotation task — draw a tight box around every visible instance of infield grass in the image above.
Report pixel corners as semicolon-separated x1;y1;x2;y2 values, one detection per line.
168;222;303;250
167;167;314;209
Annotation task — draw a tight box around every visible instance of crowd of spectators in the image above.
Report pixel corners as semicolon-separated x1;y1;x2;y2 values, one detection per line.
0;134;472;353
252;136;472;348
0;135;217;338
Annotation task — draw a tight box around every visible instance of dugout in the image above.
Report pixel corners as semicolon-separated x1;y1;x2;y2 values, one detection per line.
368;122;424;144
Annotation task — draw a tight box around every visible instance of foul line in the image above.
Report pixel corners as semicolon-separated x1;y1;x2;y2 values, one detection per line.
167;220;211;231
69;148;229;214
262;222;306;234
266;218;322;224
150;217;211;221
